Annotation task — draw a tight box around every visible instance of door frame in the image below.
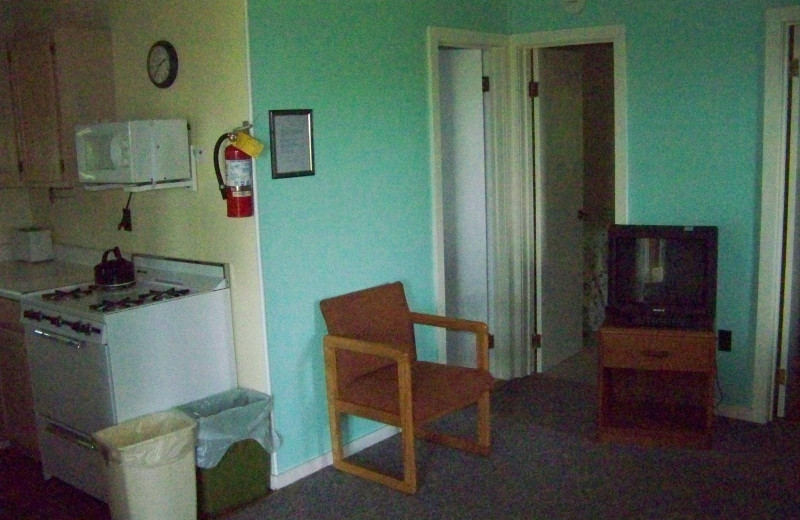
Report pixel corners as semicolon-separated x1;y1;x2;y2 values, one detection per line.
754;6;800;424
427;27;509;374
508;25;629;373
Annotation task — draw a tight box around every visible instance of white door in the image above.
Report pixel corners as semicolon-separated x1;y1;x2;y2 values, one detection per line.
439;48;489;368
534;47;585;371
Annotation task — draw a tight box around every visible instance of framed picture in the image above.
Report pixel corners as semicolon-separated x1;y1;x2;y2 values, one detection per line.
269;109;315;179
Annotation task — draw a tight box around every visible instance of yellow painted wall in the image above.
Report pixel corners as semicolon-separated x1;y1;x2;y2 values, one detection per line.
0;190;33;248
31;0;268;391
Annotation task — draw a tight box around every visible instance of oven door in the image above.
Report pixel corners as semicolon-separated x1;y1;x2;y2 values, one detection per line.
25;326;115;434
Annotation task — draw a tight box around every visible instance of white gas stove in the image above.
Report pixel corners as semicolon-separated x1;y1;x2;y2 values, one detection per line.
19;254;238;500
20;254;229;341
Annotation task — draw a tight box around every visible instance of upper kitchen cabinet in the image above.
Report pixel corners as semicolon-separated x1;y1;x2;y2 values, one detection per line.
0;42;20;188
6;28;115;187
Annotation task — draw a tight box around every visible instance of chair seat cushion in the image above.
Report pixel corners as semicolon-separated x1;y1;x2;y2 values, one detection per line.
339;361;494;425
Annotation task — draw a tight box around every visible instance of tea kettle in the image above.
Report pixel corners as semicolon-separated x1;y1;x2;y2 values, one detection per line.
94;247;135;288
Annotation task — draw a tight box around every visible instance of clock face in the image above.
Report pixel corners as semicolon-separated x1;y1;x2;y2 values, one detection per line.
562;0;586;14
147;40;178;88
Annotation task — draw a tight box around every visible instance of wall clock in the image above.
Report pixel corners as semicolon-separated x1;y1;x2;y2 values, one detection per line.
147;40;179;88
562;0;586;14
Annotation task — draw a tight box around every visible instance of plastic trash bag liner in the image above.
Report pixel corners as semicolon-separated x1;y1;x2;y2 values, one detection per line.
178;388;280;469
93;409;197;468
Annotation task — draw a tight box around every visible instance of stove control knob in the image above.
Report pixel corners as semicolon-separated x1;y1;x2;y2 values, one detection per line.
73;322;92;335
23;310;43;321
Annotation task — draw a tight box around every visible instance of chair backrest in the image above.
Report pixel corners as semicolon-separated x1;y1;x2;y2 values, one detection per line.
320;281;417;386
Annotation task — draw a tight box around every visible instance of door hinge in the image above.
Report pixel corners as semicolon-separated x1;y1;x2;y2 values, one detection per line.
528;80;539;98
777;367;787;386
482;76;490;93
791;59;799;78
531;333;542;351
488;334;495;350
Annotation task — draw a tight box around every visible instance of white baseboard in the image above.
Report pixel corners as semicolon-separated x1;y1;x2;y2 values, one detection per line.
270;425;400;490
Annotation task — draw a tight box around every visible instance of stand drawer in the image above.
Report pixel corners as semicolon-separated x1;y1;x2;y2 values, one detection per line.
601;330;715;372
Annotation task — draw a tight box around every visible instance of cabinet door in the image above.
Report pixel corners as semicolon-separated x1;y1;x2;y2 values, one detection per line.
0;329;39;457
0;44;21;187
0;298;39;458
8;36;64;186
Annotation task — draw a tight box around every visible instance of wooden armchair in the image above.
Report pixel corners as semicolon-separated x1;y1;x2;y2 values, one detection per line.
319;281;493;494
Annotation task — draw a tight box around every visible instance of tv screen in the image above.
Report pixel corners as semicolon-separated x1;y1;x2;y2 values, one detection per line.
606;225;718;329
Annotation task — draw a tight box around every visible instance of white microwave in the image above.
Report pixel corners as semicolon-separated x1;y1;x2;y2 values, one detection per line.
75;119;191;187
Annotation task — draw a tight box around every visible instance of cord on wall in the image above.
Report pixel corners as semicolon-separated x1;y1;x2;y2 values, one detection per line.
118;193;133;231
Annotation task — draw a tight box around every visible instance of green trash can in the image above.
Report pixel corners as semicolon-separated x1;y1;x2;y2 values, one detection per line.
178;388;277;518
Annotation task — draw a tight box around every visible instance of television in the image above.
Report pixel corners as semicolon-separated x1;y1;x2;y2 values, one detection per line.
606;225;718;330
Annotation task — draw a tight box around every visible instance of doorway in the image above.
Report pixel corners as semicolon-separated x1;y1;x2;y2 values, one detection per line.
428;26;627;381
509;26;628;377
756;7;800;423
775;23;800;420
427;27;509;377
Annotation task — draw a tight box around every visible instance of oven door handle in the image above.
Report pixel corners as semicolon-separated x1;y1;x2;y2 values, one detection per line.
33;328;85;350
46;422;97;451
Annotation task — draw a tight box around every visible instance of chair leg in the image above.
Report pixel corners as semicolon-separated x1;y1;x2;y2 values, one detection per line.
329;420;417;494
327;406;345;466
416;392;492;456
477;390;491;450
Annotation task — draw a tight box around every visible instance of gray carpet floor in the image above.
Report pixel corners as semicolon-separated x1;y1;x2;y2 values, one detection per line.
227;361;800;520
541;345;598;385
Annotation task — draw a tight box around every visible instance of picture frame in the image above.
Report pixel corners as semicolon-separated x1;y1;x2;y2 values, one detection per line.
269;109;315;179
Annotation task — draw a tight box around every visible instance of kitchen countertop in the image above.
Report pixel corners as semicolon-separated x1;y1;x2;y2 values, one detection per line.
0;258;94;300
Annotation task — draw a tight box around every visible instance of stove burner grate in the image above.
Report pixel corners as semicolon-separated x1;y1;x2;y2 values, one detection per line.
42;287;95;302
147;288;191;301
88;287;191;312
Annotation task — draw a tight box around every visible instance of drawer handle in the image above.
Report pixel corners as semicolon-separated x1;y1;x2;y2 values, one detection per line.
641;349;670;359
46;422;97;451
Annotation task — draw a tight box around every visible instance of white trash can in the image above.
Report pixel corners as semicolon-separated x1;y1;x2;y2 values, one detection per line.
93;410;198;520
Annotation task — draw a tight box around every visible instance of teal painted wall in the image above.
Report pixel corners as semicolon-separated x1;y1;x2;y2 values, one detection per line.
250;0;795;475
508;0;792;408
248;0;507;473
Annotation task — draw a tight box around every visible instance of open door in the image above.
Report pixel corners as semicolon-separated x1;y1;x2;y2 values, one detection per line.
439;48;490;369
777;25;800;420
533;47;586;372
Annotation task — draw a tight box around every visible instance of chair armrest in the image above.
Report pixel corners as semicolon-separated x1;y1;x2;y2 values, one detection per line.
409;312;490;370
323;334;411;363
409;312;487;335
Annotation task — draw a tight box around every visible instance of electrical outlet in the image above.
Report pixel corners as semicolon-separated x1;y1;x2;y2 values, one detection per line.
718;329;732;351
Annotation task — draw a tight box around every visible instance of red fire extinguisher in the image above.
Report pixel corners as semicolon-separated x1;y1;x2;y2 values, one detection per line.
214;129;260;218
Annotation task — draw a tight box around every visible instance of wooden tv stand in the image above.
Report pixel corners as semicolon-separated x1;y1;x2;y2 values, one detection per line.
597;324;716;448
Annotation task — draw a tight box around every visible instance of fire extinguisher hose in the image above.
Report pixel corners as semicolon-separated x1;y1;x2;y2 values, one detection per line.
213;132;229;200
